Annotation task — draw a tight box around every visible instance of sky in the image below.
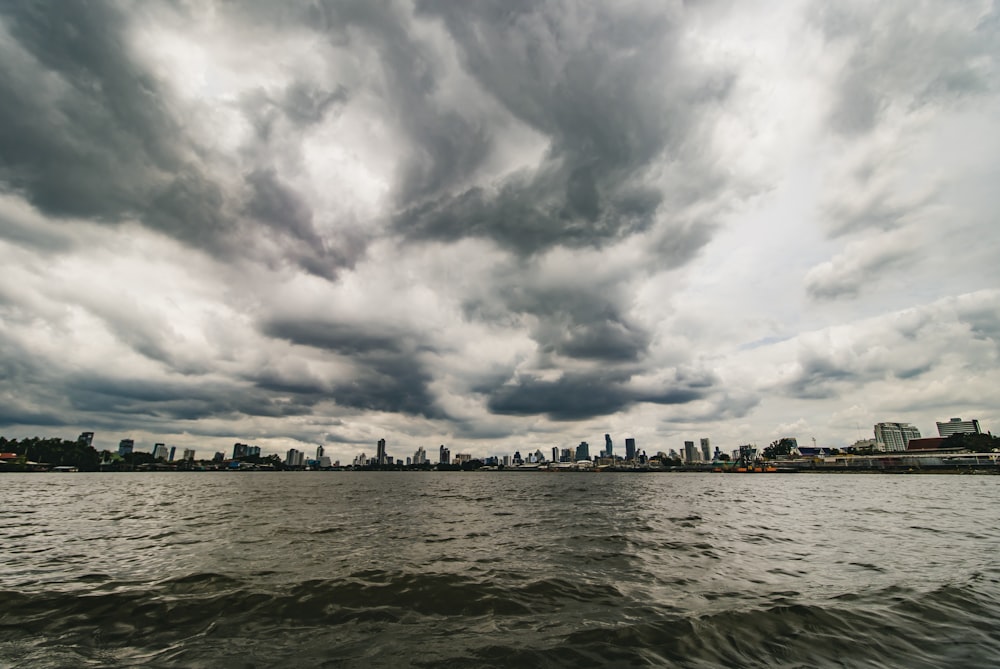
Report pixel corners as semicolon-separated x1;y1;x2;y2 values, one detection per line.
1;0;998;462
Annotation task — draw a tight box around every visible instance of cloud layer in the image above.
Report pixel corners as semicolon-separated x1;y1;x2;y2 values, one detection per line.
1;0;998;460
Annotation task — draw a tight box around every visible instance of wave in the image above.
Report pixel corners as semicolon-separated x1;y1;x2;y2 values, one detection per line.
3;573;1000;668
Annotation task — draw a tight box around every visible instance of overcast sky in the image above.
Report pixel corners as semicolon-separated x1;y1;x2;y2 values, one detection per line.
1;0;998;461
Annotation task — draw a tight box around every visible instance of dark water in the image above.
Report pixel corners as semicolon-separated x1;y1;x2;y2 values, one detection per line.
2;472;999;668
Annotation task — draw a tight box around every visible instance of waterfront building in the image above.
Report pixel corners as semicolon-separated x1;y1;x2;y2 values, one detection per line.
285;449;304;467
316;445;325;460
874;422;921;452
353;452;368;467
533;449;546;463
936;417;982;437
182;448;195;461
152;443;169;460
454;453;471;465
213;452;225;462
233;443;250;459
439;445;450;465
247;445;261;457
502;455;511;467
413;446;427;465
625;438;636;461
118;439;134;456
512;451;523;465
684;441;697;463
576;441;590;461
604;434;613;458
78;432;94;447
552;447;559;463
168;446;176;462
376;439;387;465
700;438;711;462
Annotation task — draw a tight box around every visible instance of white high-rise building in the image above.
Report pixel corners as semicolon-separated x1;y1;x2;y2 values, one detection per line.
936;417;982;437
874;422;921;452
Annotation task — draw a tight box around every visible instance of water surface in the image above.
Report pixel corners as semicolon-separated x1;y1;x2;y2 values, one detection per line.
2;472;999;667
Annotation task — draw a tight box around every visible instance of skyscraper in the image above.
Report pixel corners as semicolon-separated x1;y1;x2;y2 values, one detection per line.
316;445;325;459
604;434;613;458
182;448;196;461
684;441;697;463
874;422;921;452
118;439;134;456
625;438;636;461
78;432;94;447
700;438;711;462
152;443;169;460
552;446;559;463
168;446;176;462
576;441;590;461
439;445;450;465
936;417;982;437
376;439;387;465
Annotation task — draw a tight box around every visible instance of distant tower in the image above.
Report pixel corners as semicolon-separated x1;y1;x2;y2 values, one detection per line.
376;439;387;465
439;445;450;465
700;438;711;462
604;434;613;458
684;441;696;463
576;441;590;461
78;432;94;447
552;446;559;463
118;439;134;456
625;438;636;461
168;446;176;462
316;444;325;460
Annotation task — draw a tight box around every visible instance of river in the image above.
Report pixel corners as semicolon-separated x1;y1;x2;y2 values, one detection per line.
2;471;999;667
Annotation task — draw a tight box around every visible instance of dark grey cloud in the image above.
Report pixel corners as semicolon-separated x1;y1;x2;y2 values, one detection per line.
262;318;445;418
389;2;733;255
486;370;710;421
0;1;233;244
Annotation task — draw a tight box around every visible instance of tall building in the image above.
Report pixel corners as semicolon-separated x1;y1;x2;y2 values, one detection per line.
78;432;94;447
413;446;427;465
874;422;921;452
152;443;169;460
936;417;982;437
625;438;636;461
439;445;450;465
684;441;697;463
247;445;261;457
232;443;250;459
376;439;387;465
118;439;134;456
552;447;559;463
604;434;613;458
285;448;304;467
700;438;711;462
182;448;196;461
316;445;325;459
576;441;590;461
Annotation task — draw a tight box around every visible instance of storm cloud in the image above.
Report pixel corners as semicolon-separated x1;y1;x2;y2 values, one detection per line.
0;0;998;460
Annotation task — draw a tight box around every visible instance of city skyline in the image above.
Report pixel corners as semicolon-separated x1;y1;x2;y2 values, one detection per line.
1;2;998;465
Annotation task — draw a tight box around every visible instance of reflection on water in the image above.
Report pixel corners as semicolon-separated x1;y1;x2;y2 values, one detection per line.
2;472;1000;667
